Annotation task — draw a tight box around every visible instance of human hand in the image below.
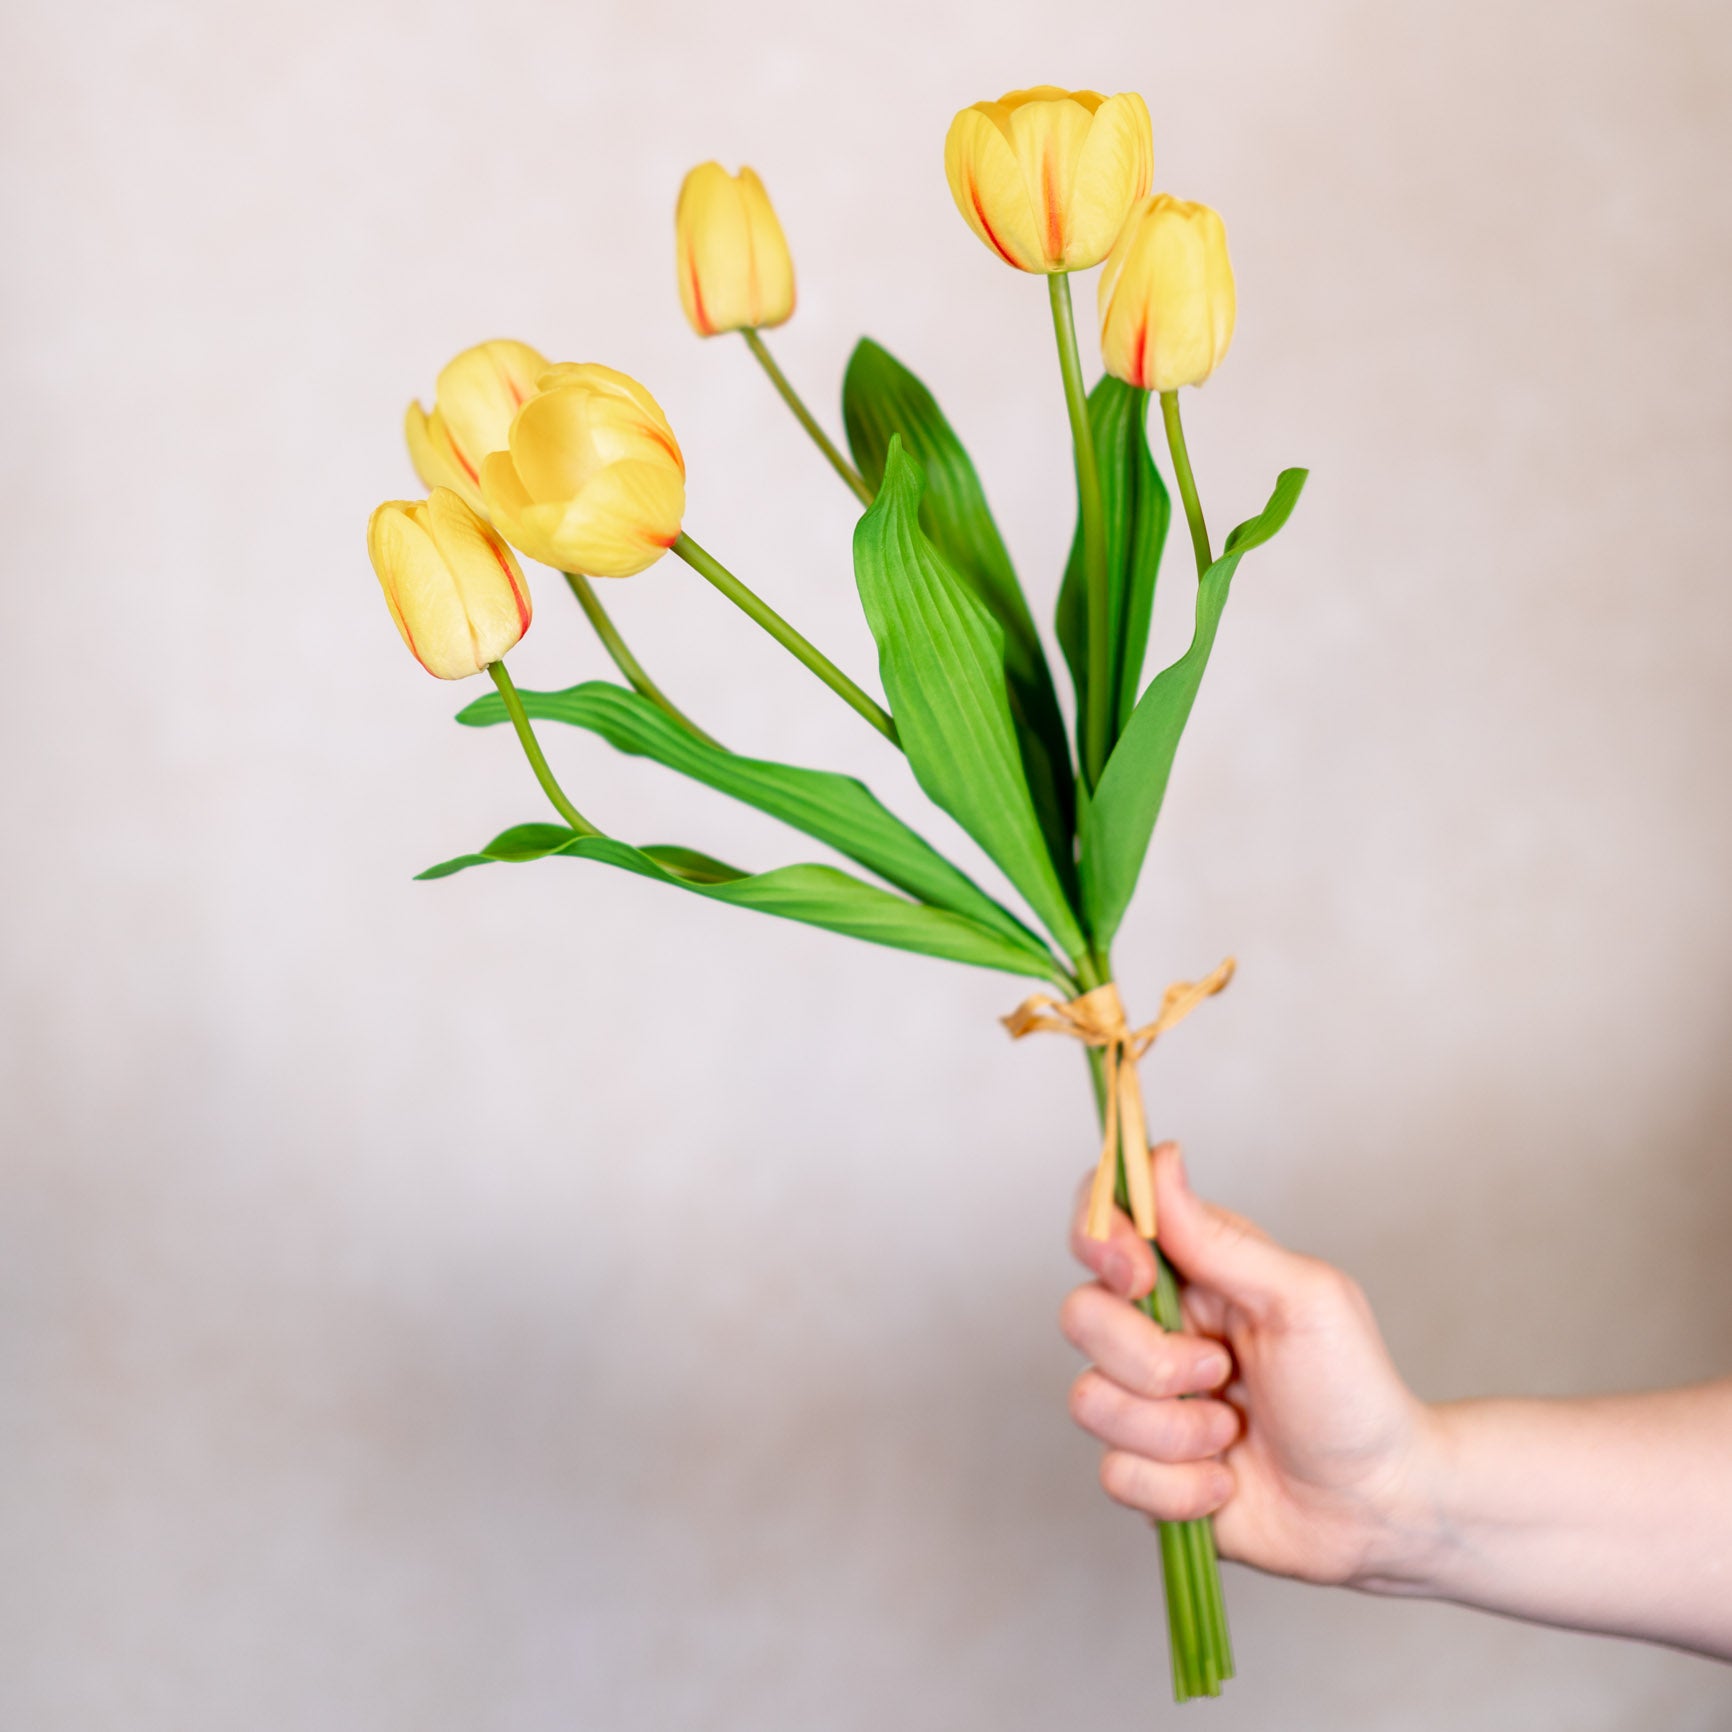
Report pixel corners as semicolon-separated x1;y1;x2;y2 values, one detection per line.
1060;1142;1440;1588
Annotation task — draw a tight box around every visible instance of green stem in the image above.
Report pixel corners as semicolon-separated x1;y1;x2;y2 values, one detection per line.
742;328;874;508
1159;389;1213;576
672;531;899;748
562;571;723;750
1048;272;1111;790
487;661;598;836
1079;969;1233;1703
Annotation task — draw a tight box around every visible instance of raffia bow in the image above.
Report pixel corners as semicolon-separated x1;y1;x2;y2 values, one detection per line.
1002;959;1236;1243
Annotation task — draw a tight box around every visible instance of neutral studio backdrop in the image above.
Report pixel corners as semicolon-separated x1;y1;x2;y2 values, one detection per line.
3;0;1730;1727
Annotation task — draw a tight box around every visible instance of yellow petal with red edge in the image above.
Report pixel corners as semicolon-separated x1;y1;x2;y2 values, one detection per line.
533;459;686;578
997;92;1099;267
432;339;547;488
421;487;531;666
368;497;484;680
676;164;796;335
1099;195;1236;392
405;402;484;511
535;362;684;465
944;106;1047;272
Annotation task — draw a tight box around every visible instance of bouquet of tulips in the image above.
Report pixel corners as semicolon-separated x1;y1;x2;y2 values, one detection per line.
367;84;1305;1703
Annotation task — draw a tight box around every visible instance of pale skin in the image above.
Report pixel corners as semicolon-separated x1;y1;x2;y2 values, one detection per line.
1061;1142;1732;1660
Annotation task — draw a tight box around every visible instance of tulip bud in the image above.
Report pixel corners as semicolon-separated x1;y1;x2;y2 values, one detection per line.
479;363;686;578
367;487;533;679
675;163;796;337
1098;195;1235;393
944;86;1153;274
404;339;549;515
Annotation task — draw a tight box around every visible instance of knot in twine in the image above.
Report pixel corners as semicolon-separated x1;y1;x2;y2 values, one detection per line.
1002;959;1236;1244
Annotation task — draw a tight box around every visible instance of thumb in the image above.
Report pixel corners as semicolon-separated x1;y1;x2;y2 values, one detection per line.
1152;1142;1307;1318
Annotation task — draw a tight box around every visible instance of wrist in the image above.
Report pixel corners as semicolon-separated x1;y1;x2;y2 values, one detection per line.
1341;1398;1464;1596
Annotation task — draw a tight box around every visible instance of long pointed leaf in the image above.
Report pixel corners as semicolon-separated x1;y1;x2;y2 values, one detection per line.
1081;468;1309;949
419;824;1064;981
1056;378;1172;768
455;680;1045;955
853;439;1088;960
843;337;1077;879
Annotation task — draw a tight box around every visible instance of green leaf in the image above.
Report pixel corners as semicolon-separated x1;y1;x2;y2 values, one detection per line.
842;337;1077;878
454;680;1045;955
853;439;1088;960
417;824;1064;982
1056;378;1172;764
1080;468;1309;949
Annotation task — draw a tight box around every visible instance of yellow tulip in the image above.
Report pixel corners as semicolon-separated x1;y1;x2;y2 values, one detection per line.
480;363;686;577
404;339;549;514
367;487;532;679
675;163;796;337
944;86;1153;273
1098;195;1236;392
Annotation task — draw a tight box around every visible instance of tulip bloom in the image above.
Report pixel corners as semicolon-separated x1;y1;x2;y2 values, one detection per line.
368;487;532;679
405;339;549;514
676;163;796;337
1099;195;1236;392
480;363;685;577
944;87;1153;274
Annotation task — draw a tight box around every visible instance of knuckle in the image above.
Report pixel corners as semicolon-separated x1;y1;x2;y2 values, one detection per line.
1138;1347;1180;1398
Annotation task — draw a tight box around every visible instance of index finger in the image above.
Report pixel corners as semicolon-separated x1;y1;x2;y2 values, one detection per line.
1068;1163;1160;1300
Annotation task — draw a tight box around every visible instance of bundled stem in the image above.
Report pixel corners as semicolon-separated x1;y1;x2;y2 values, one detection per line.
1085;1019;1234;1703
742;329;875;507
672;531;900;747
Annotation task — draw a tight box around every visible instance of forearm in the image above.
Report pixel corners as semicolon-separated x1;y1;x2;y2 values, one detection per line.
1364;1378;1732;1658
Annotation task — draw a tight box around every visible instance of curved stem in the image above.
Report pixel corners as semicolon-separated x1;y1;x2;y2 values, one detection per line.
1048;272;1111;789
487;660;599;836
562;571;723;750
742;329;874;508
1160;390;1213;576
672;531;900;748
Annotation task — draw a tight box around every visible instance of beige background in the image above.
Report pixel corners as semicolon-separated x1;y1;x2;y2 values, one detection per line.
3;0;1731;1725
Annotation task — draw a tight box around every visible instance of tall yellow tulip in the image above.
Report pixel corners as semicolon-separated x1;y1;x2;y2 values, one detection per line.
944;87;1153;274
675;164;796;337
1099;195;1236;392
405;339;549;514
480;363;686;577
367;487;532;679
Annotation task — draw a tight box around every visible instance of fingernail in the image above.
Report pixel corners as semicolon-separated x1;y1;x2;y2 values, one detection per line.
1103;1252;1134;1294
1196;1348;1231;1387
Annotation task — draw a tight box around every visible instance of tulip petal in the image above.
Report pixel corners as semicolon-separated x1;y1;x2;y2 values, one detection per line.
480;450;566;570
676;163;745;334
737;168;795;329
675;163;794;335
424;487;531;664
999;93;1098;267
367;498;484;679
434;339;548;484
541;459;686;578
1099;195;1235;392
405;402;486;512
1064;92;1154;269
944;107;1046;272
